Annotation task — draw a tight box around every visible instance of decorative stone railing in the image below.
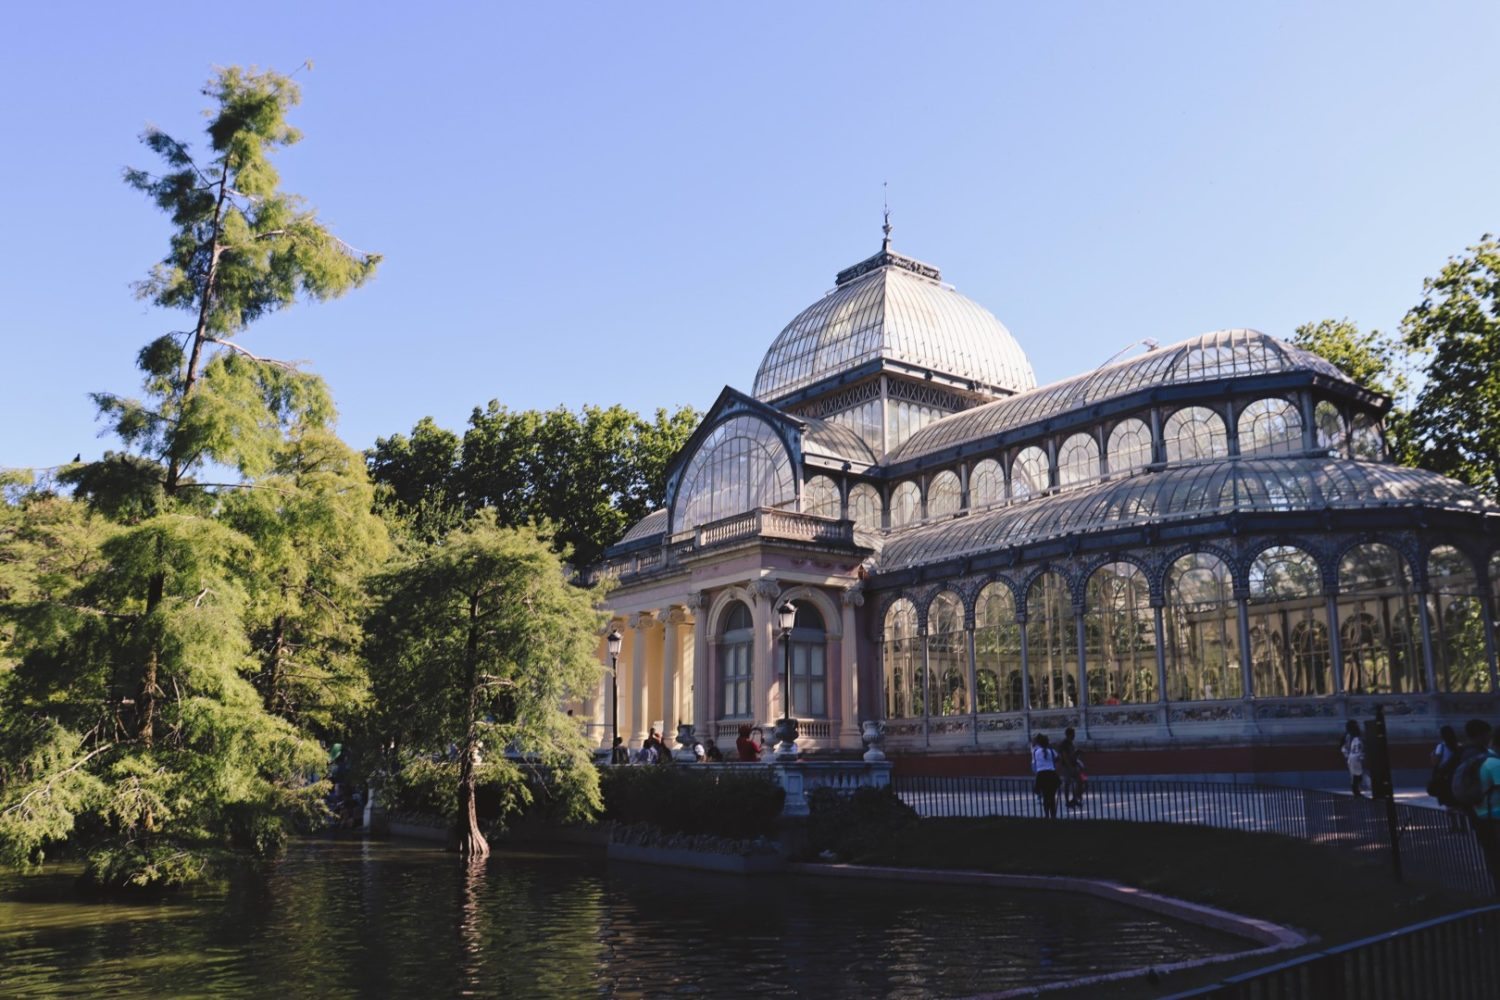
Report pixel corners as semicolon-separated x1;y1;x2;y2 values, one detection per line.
595;509;857;582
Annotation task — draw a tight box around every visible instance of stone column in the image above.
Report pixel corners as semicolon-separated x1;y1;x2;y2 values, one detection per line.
689;591;711;742
1235;591;1254;700
1325;593;1345;697
629;611;657;746
662;606;690;742
750;578;781;729
1152;603;1168;704
840;583;864;748
1417;590;1439;693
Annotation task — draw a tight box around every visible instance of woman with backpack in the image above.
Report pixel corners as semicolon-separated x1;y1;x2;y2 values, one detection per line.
1429;725;1464;829
1032;733;1062;818
1341;720;1367;798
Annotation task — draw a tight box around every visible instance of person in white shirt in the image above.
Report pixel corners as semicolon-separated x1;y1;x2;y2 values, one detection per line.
1031;733;1061;818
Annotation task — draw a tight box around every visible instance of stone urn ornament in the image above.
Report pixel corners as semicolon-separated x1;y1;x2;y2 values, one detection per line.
673;722;698;763
861;720;886;762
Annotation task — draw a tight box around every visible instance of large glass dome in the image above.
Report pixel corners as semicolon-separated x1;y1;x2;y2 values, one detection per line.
752;247;1036;403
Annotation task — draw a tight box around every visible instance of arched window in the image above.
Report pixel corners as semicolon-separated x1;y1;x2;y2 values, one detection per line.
1163;407;1228;464
1338;544;1422;694
974;583;1021;713
1011;446;1049;500
1238;398;1302;456
1428;546;1490;692
927;592;968;716
882;599;919;719
1057;433;1101;491
889;481;922;528
1315;401;1346;455
847;483;881;533
1247;546;1330;697
718;601;754;719
803;475;840;519
787;603;827;718
926;470;962;519
1351;413;1383;460
1025;572;1077;709
1084;563;1156;704
1107;418;1153;477
676;416;794;532
969;458;1004;510
1164;552;1240;701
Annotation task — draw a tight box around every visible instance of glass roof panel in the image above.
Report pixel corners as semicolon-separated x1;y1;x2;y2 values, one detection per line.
888;329;1359;464
619;507;668;544
877;457;1494;574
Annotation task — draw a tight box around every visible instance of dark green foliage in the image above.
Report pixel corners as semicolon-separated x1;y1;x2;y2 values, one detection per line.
368;403;698;564
1292;318;1414;462
1401;235;1500;497
598;766;785;838
806;785;918;861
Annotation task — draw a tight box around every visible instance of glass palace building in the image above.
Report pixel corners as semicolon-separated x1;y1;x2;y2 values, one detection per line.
591;236;1500;770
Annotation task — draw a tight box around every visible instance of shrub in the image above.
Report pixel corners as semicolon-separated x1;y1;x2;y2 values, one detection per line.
599;766;784;838
806;785;918;862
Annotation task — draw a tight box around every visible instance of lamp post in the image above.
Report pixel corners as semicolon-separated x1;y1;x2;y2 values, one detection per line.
775;600;799;756
607;629;623;764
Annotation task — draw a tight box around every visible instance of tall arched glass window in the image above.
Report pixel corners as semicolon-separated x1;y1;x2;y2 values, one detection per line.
847;483;881;533
1165;552;1240;701
882;599;919;719
1164;407;1228;463
974;583;1021;713
1057;433;1101;491
927;592;968;716
677;415;794;532
1011;447;1049;500
718;601;754;719
788;603;827;718
1238;398;1302;456
1351;413;1384;460
1025;571;1077;709
969;458;1004;510
1248;546;1330;697
1427;546;1490;692
1084;562;1156;704
802;475;840;519
1107;418;1153;477
889;481;922;528
1315;401;1347;455
1338;544;1422;694
926;470;962;519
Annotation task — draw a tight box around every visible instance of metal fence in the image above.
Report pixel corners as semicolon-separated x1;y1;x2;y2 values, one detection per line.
891;774;1496;897
1166;903;1500;998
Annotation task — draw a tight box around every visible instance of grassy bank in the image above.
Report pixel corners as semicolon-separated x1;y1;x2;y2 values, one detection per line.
854;817;1474;997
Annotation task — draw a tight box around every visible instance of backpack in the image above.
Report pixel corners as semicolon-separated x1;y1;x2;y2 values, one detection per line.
1450;748;1496;808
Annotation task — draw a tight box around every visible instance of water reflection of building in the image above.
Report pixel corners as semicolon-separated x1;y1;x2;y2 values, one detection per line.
589;233;1500;772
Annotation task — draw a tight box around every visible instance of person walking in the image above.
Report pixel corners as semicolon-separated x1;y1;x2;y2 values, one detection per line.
1471;726;1500;895
1429;724;1464;830
735;724;762;761
610;736;629;766
1032;734;1062;818
1341;720;1367;797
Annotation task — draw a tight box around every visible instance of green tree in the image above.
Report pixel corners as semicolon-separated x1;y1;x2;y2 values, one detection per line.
1401;235;1500;497
370;403;697;565
365;513;606;859
1;67;380;885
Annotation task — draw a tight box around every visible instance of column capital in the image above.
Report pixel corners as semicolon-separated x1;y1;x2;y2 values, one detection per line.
750;578;782;604
686;589;710;610
628;610;658;630
841;581;866;608
666;605;693;626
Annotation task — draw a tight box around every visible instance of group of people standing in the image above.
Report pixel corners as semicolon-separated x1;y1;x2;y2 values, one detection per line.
609;727;735;765
1030;727;1086;818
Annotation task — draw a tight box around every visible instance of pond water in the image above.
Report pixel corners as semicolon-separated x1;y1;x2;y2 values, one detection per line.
0;838;1250;998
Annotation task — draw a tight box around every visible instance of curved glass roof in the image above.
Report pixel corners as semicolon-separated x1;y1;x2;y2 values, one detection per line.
877;458;1492;572
888;329;1357;464
752;254;1035;403
801;415;879;466
619;507;668;544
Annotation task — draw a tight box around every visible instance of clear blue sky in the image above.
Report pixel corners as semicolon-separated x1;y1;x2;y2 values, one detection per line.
3;1;1498;470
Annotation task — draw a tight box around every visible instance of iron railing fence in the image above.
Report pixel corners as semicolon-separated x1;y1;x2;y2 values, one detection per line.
1166;903;1500;998
890;775;1495;897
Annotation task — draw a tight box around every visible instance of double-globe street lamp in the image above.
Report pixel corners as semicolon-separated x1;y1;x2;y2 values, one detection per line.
775;599;799;756
606;628;623;764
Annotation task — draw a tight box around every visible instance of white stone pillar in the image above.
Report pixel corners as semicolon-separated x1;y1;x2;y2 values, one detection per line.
662;606;689;742
629;611;657;746
690;592;711;741
840;583;864;748
750;578;781;729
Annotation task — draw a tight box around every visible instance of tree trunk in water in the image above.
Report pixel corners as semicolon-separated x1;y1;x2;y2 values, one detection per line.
455;591;489;860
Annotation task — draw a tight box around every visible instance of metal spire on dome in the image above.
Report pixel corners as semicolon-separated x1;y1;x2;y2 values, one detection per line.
882;181;893;251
